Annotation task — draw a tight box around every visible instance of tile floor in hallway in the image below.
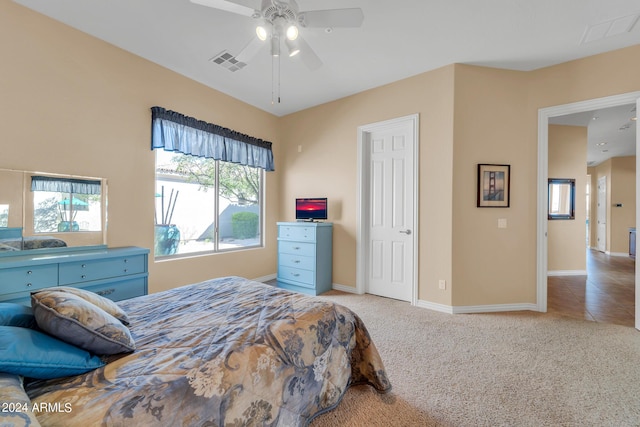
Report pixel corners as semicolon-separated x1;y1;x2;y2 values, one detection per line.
547;249;635;327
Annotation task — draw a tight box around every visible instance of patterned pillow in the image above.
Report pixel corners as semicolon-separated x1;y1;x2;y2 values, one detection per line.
31;290;135;355
0;303;36;328
47;286;130;325
0;327;104;380
0;372;43;427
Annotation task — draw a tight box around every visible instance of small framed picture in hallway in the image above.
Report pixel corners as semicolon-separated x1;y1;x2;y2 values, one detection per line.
477;164;510;208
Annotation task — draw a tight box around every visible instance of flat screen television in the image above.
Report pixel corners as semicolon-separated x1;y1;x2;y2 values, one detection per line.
295;198;328;221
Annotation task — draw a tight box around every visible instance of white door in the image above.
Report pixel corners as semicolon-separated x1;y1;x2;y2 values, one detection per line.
596;176;607;253
635;97;639;331
360;116;417;302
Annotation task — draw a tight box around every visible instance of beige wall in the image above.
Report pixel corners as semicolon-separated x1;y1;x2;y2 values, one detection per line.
280;45;640;307
610;156;636;254
593;157;637;254
4;2;640;307
450;65;534;306
279;66;456;305
547;125;587;272
1;2;281;293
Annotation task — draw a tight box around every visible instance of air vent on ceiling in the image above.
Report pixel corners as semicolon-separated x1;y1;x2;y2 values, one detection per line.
581;13;640;44
209;51;247;72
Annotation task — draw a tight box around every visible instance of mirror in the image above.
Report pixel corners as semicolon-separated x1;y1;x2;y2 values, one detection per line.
0;168;107;253
548;178;575;220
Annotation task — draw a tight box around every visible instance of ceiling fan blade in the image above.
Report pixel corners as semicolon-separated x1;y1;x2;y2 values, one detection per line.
296;36;323;70
190;0;257;17
236;36;264;63
299;8;364;28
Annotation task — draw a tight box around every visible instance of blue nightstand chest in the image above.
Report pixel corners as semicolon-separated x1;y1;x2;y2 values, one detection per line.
277;222;332;295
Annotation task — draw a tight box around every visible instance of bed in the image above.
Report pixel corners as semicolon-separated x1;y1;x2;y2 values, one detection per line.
0;226;67;251
0;236;68;251
2;276;390;426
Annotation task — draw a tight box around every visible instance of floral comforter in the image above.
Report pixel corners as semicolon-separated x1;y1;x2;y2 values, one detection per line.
25;276;390;426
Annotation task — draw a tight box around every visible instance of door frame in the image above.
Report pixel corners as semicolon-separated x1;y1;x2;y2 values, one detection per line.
596;175;607;253
537;91;640;330
356;113;420;305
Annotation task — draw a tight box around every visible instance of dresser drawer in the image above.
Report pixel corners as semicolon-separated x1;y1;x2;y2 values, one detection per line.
75;277;147;302
278;253;315;270
277;266;315;287
278;225;316;241
59;255;146;285
0;265;58;294
278;240;316;257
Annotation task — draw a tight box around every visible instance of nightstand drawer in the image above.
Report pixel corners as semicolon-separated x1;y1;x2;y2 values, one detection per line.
279;254;315;270
278;266;315;287
76;277;147;302
0;265;58;294
278;225;316;241
278;240;315;257
59;255;145;284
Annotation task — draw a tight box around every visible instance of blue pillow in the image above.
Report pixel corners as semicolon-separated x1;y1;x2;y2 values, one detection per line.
0;326;105;379
0;303;36;328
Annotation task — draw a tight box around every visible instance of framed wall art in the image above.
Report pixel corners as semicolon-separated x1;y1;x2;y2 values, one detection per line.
477;164;510;208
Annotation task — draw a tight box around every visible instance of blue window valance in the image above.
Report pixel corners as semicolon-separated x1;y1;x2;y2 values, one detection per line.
31;176;101;195
151;106;275;171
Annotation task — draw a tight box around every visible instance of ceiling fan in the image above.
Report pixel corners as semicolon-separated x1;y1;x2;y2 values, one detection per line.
190;0;364;70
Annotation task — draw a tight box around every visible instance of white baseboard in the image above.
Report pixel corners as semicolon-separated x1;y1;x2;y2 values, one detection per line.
253;273;277;283
609;252;630;257
547;270;587;276
416;299;454;314
332;283;362;294
450;303;538;314
416;300;538;314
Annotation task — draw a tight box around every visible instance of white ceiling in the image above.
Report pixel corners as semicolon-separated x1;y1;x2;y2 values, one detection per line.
12;0;640;118
9;0;640;166
550;104;637;166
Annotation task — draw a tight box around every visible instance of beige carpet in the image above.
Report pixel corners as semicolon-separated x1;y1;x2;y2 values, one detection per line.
310;292;640;427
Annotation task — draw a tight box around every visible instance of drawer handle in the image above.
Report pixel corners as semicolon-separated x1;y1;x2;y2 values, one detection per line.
293;246;301;250
81;275;86;279
82;264;87;268
292;260;300;264
27;270;33;275
124;269;128;273
96;288;115;296
123;259;128;263
292;273;300;277
26;283;32;287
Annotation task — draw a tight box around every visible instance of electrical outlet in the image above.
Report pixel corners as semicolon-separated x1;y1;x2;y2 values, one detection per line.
438;279;446;290
498;218;507;229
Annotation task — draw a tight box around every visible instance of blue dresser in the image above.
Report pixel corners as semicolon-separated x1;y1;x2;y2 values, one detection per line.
277;222;332;295
0;246;149;305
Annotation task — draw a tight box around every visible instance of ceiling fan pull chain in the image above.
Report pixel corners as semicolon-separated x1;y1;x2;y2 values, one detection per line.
271;54;275;105
271;51;282;104
278;50;281;104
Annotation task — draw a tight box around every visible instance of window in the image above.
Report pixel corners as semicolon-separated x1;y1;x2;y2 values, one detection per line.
0;204;8;227
31;177;103;233
154;150;263;258
548;178;576;220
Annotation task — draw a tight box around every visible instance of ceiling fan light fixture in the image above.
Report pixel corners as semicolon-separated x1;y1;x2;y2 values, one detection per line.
256;25;269;41
286;24;299;41
285;38;300;57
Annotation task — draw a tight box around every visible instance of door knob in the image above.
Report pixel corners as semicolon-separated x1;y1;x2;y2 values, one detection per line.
399;229;412;235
